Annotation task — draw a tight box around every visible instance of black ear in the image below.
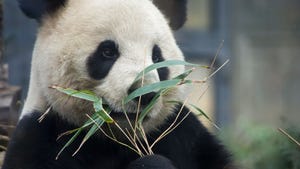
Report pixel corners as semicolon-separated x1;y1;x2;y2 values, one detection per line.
152;0;187;30
18;0;66;20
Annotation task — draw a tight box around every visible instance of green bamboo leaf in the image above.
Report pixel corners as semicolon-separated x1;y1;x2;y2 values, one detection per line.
189;104;220;130
134;60;198;82
56;113;100;159
174;68;194;80
83;124;99;143
93;99;103;111
93;99;114;123
189;104;211;120
124;79;181;104
126;68;195;104
181;80;193;85
57;128;81;140
125;68;195;107
73;117;105;156
56;128;82;160
95;111;112;123
82;113;108;143
166;101;210;119
138;90;164;124
166;100;182;105
52;86;99;102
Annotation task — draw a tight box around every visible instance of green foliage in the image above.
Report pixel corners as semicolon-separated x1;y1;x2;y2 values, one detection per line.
52;86;100;102
220;124;300;169
124;79;181;104
133;60;203;83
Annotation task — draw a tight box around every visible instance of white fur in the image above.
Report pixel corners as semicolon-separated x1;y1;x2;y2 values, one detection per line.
21;0;185;131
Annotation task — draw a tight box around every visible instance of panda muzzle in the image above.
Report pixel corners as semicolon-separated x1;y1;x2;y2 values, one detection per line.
128;84;157;106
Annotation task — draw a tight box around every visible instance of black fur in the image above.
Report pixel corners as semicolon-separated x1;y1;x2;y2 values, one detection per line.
152;0;187;30
127;155;176;169
152;45;169;81
17;0;187;30
87;40;120;80
2;105;232;169
18;0;66;20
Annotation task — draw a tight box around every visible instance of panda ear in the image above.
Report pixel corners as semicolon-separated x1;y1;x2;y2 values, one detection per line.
152;0;188;30
18;0;66;20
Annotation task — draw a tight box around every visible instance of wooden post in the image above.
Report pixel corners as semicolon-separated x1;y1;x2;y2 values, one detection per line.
0;0;21;143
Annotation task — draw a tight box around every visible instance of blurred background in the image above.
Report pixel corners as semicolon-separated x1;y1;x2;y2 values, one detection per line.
0;0;300;168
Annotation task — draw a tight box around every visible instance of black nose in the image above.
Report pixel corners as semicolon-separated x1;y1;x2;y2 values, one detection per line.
128;86;157;106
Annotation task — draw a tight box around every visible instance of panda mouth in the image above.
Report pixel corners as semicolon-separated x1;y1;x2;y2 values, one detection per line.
104;99;156;122
110;111;137;119
109;111;149;121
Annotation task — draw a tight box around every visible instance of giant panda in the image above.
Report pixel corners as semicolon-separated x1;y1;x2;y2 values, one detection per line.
2;0;235;169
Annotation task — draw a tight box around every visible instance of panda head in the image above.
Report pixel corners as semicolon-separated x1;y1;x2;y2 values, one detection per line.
20;0;188;131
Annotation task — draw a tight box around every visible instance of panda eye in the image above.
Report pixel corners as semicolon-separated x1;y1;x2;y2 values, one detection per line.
152;45;163;63
99;40;119;59
102;48;116;58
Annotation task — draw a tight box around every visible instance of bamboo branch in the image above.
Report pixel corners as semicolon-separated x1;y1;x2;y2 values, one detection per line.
278;128;300;147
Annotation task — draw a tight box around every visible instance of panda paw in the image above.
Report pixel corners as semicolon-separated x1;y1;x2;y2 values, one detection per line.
127;155;177;169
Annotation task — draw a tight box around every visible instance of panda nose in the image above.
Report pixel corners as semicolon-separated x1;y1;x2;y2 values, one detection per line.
128;86;157;106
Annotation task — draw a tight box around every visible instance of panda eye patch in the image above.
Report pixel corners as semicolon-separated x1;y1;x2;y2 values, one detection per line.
87;40;120;80
151;45;169;81
99;40;119;59
152;45;163;63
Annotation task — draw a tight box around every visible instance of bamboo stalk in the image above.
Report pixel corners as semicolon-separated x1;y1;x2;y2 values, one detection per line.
278;128;300;147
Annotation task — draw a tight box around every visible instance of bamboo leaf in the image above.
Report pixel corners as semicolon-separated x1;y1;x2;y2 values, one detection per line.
85;123;100;140
94;104;114;123
73;117;104;156
166;100;210;120
126;68;195;104
124;79;181;104
181;80;193;85
56;114;99;159
57;128;81;140
93;99;103;111
138;90;164;124
93;99;114;123
134;60;199;82
189;104;211;120
56;128;82;160
189;104;220;130
174;68;195;80
52;86;99;102
82;124;99;144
